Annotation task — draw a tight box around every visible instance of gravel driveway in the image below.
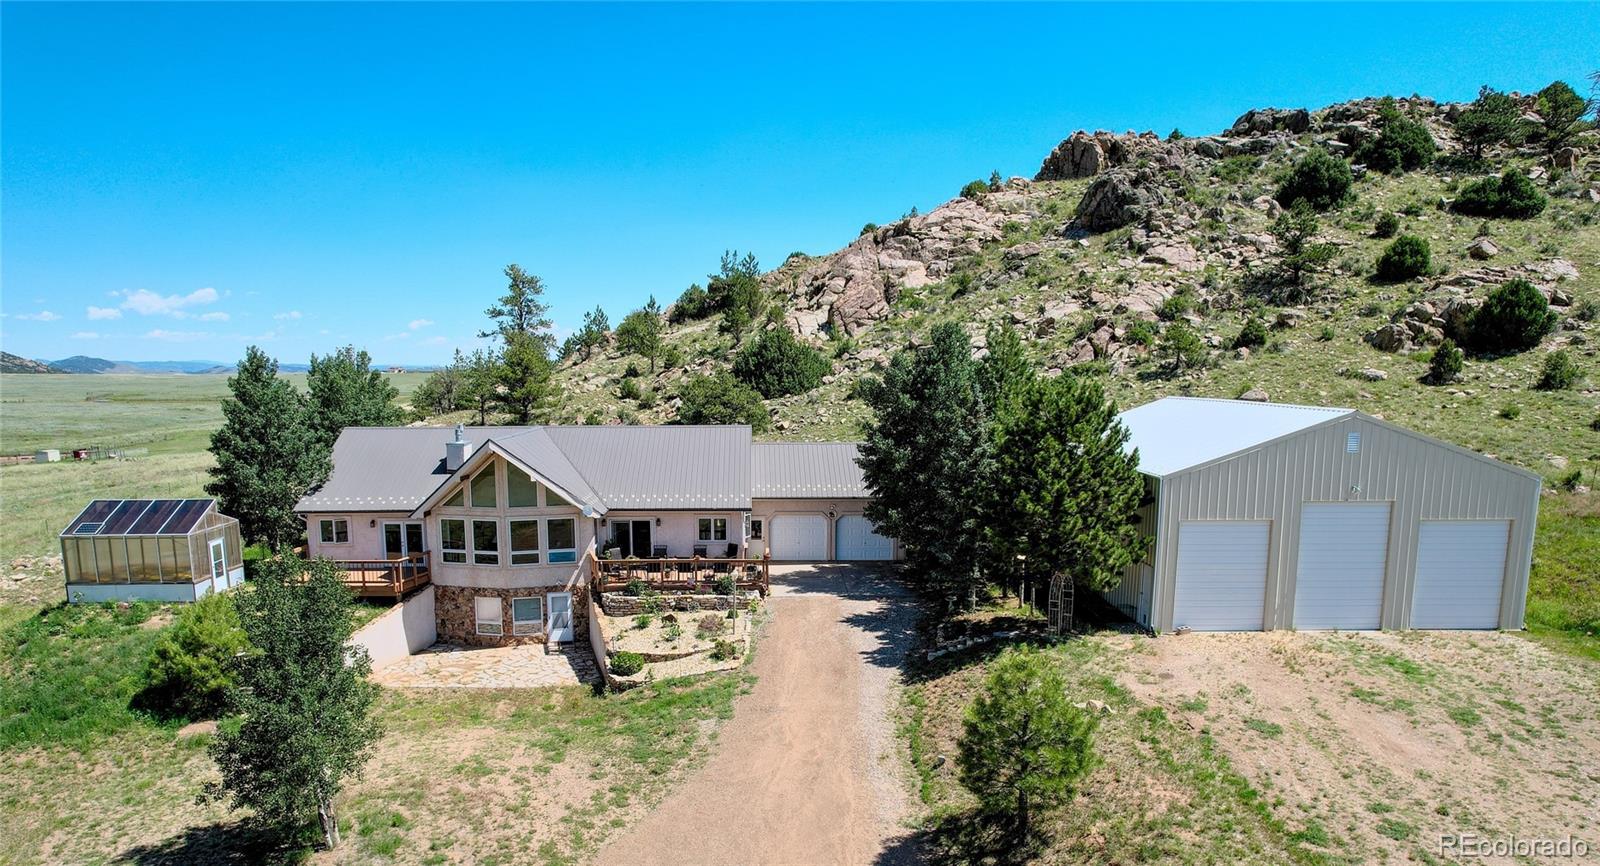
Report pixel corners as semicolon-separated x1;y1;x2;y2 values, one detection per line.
597;563;921;866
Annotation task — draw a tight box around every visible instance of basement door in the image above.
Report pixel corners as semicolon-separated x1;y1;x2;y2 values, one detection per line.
1171;521;1270;631
1293;502;1391;630
1411;520;1509;629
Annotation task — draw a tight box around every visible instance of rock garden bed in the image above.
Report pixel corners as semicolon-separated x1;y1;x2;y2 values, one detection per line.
598;603;761;689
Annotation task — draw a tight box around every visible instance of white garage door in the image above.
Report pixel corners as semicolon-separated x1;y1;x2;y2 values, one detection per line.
1411;520;1509;629
770;515;827;561
1172;521;1270;631
1293;502;1392;630
835;516;893;560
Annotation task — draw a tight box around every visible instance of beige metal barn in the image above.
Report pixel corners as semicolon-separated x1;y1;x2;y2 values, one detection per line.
1104;398;1541;632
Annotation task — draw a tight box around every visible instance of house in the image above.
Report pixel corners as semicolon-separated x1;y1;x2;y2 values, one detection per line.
60;498;246;603
1102;397;1541;633
295;424;898;646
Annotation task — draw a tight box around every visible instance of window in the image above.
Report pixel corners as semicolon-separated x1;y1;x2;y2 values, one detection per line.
750;519;764;541
507;465;540;508
698;517;728;541
441;519;467;564
1346;431;1361;454
512;597;543;635
469;467;497;508
319;518;349;544
472;519;500;565
546;518;577;564
544;486;572;508
209;538;227;582
443;488;465;507
474;596;502;636
509;520;541;565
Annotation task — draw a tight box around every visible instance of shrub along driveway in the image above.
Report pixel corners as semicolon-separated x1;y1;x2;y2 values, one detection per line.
597;563;922;866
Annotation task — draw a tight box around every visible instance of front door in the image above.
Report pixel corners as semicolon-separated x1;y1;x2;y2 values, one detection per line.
209;538;227;583
547;592;573;642
383;522;426;559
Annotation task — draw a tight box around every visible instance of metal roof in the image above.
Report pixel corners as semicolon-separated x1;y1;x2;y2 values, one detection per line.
1118;397;1354;477
61;498;217;537
751;442;869;498
298;425;755;514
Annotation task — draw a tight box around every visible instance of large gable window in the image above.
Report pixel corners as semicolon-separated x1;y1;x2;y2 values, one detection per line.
546;518;577;564
472;519;499;565
469;467;497;508
509;520;540;565
508;465;540;508
544;486;572;508
443;488;465;508
441;519;467;564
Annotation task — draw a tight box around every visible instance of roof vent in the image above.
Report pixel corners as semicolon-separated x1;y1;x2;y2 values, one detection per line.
1346;431;1361;454
445;424;473;472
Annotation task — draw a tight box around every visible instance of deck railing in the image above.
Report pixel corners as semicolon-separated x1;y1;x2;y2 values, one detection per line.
589;553;770;596
325;552;431;598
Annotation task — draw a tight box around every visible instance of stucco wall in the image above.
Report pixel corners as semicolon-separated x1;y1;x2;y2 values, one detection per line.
600;510;747;558
350;585;437;670
302;512;408;560
1148;414;1540;632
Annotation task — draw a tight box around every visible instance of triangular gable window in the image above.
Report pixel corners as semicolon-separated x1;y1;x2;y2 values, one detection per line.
443;488;465;507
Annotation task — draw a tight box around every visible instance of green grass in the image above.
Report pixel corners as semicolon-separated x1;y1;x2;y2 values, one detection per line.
1244;717;1284;738
0;601;174;749
1524;493;1600;659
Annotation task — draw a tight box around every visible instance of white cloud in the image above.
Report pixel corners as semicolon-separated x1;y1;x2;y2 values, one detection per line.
86;306;122;320
143;329;210;342
408;318;434;330
71;331;99;340
120;287;219;316
197;312;230;322
16;311;61;321
274;310;303;321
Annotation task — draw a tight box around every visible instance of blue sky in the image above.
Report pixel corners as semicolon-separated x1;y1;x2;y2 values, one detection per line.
2;2;1596;366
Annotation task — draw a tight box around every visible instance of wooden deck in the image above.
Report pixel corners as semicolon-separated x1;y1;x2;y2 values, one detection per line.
328;553;431;598
590;553;771;596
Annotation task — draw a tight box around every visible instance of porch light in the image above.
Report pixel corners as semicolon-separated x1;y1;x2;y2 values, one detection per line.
655;517;661;526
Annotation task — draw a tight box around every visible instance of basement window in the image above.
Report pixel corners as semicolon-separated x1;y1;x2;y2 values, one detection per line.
1346;432;1362;454
474;596;503;636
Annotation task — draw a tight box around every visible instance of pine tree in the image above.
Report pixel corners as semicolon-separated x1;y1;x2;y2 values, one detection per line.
461;348;500;425
207;554;381;849
985;375;1146;592
205;347;328;548
305;345;402;448
957;646;1097;842
1454;87;1524;160
615;297;664;373
571;305;610;361
494;331;556;424
858;323;990;608
479;263;556;353
975;323;1034;415
1534;80;1589;153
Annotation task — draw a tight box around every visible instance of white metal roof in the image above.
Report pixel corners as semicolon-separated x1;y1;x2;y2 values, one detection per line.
1118;397;1353;477
751;442;868;498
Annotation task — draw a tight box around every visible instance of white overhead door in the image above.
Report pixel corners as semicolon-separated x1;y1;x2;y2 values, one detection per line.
835;515;894;561
1411;520;1509;629
1172;521;1270;631
1293;502;1392;630
770;514;827;561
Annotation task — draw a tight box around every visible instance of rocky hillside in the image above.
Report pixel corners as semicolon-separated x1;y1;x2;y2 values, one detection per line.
549;92;1599;484
0;352;58;374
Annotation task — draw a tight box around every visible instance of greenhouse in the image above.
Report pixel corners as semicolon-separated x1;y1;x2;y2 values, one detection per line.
60;498;245;603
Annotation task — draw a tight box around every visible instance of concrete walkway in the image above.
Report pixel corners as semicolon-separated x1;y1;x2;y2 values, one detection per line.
597;563;921;866
372;642;599;689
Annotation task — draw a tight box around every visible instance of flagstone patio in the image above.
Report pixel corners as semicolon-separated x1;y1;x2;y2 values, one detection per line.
373;642;601;689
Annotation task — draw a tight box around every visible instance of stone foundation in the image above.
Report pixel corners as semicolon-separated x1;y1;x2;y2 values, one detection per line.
599;591;757;617
435;584;589;648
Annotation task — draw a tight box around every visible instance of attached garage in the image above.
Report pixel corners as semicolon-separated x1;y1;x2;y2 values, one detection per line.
1104;397;1541;634
1172;521;1269;631
835;515;894;561
1411;521;1510;629
769;514;828;561
1293;502;1391;630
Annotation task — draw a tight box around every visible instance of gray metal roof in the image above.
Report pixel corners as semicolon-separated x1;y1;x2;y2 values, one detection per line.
296;426;526;512
751;441;869;498
545;425;751;509
1118;397;1353;477
297;424;754;513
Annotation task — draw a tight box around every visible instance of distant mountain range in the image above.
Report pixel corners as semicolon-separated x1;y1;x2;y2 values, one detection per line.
0;352;435;374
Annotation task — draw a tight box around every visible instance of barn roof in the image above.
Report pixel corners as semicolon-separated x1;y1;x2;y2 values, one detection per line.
1118;397;1354;477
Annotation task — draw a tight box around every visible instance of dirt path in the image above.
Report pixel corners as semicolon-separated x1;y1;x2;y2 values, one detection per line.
597;564;921;866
